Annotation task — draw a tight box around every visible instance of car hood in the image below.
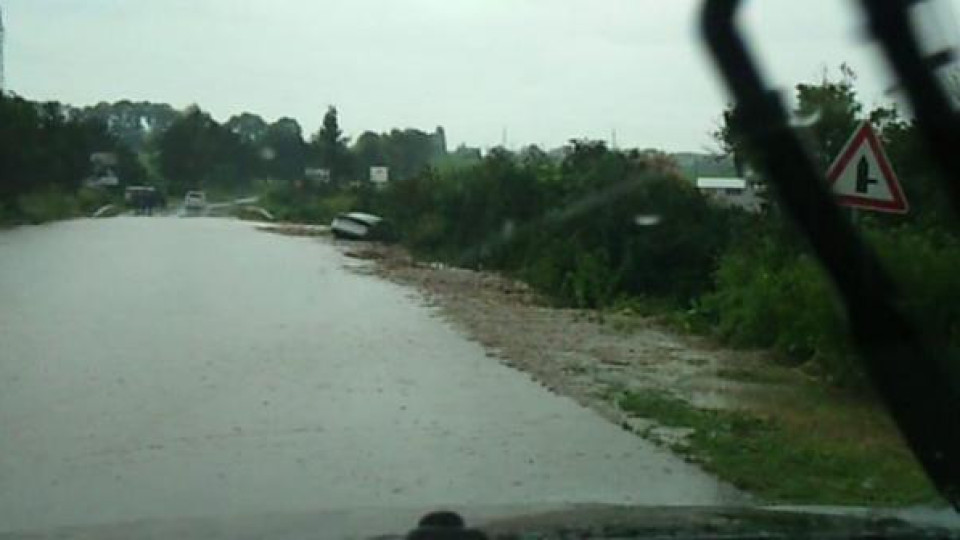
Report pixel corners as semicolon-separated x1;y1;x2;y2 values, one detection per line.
1;504;958;540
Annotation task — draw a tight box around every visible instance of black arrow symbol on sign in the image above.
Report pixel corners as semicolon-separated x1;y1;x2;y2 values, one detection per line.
856;156;878;194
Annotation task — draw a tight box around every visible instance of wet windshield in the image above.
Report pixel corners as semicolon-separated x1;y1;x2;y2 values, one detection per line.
1;0;959;537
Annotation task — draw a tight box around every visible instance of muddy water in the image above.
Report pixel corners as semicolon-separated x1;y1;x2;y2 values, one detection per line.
0;218;738;534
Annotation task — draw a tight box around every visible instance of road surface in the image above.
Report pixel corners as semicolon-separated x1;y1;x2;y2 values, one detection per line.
0;218;737;534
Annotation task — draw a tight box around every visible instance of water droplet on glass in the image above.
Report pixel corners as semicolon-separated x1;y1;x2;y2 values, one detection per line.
791;108;821;128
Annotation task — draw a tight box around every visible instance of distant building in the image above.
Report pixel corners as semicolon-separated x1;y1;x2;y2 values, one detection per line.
85;152;120;187
86;175;120;188
673;152;738;179
432;126;447;155
696;177;764;213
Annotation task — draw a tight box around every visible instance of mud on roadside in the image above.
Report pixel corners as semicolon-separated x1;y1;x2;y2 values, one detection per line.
256;223;331;237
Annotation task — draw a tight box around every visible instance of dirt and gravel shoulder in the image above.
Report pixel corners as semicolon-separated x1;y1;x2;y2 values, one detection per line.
334;242;777;426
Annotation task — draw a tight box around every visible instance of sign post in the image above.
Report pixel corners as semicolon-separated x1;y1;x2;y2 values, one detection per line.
826;122;909;214
370;166;389;186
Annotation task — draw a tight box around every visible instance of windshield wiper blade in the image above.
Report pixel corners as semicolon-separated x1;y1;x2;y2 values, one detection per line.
701;0;960;510
860;0;960;217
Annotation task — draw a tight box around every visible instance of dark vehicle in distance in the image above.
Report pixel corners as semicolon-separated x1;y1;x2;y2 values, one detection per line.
124;186;164;216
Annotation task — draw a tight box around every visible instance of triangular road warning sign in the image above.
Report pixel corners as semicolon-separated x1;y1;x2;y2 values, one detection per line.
826;122;909;214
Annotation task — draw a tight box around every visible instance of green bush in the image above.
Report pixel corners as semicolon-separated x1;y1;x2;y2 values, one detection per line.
520;238;576;305
406;212;447;253
702;233;854;379
16;189;81;224
561;249;619;308
871;227;960;345
713;251;829;346
318;193;358;222
703;224;960;386
375;145;733;309
260;181;358;224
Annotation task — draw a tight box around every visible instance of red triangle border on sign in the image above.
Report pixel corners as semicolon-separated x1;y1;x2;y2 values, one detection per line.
825;122;909;214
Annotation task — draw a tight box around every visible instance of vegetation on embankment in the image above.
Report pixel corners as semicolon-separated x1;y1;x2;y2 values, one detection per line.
1;187;122;227
0;93;143;227
353;153;959;389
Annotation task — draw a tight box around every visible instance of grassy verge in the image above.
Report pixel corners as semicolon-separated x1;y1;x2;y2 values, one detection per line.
617;389;939;506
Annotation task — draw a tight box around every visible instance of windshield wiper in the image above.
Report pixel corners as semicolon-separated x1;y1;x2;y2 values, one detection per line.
701;0;960;510
861;1;960;215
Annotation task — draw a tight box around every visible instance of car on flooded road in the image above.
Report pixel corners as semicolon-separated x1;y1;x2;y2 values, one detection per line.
183;191;207;216
331;212;393;241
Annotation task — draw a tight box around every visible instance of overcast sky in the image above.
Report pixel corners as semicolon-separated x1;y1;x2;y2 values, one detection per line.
3;1;960;151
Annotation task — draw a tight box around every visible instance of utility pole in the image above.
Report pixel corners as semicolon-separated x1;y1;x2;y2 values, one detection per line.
0;4;6;93
611;128;618;150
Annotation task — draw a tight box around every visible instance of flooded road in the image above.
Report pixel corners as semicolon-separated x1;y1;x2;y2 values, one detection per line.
0;218;736;534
